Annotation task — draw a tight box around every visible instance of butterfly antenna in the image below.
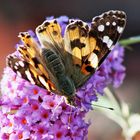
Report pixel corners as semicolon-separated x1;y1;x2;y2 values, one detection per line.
76;96;114;110
91;103;114;110
76;95;114;110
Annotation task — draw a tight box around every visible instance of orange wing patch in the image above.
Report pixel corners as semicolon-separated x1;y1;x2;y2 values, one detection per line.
36;19;63;49
64;20;91;66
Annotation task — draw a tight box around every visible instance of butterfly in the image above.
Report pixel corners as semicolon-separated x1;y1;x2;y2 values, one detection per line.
6;10;126;106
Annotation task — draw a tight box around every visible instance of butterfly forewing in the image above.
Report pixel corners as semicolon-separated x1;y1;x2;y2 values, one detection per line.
88;10;126;67
64;10;126;87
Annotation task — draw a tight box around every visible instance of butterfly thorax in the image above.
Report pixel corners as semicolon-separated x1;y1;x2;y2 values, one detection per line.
42;48;76;105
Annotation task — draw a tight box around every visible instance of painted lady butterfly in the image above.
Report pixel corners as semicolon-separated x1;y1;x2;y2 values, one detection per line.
7;10;126;106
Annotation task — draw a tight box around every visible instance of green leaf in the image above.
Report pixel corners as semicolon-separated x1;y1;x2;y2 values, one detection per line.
119;36;140;46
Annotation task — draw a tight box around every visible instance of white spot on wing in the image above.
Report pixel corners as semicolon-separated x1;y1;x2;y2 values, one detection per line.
112;15;117;18
14;65;18;70
88;53;98;68
15;62;19;66
103;36;109;44
98;25;105;32
106;22;110;26
112;10;117;14
38;76;49;89
117;11;121;14
17;71;22;77
112;22;116;26
108;39;113;48
103;36;113;49
25;70;35;84
117;26;123;33
19;61;25;67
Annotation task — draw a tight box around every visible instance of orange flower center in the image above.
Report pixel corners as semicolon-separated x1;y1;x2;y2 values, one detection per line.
42;113;49;118
49;101;55;107
21;118;27;125
32;104;38;110
18;133;23;139
33;89;38;95
56;131;62;138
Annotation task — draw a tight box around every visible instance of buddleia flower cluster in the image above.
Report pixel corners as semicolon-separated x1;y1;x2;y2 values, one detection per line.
0;16;125;140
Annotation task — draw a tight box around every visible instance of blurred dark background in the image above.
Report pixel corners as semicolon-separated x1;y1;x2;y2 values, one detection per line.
0;0;140;140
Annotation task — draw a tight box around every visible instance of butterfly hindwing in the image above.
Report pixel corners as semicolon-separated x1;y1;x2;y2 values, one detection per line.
64;20;90;65
7;54;56;91
35;19;65;61
18;32;57;85
7;32;58;92
7;55;31;81
64;20;92;87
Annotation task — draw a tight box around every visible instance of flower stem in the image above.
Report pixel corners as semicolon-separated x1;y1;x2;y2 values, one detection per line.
92;87;133;140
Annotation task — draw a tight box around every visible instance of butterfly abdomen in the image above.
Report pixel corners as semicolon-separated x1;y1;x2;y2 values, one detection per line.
42;48;76;102
42;48;65;76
